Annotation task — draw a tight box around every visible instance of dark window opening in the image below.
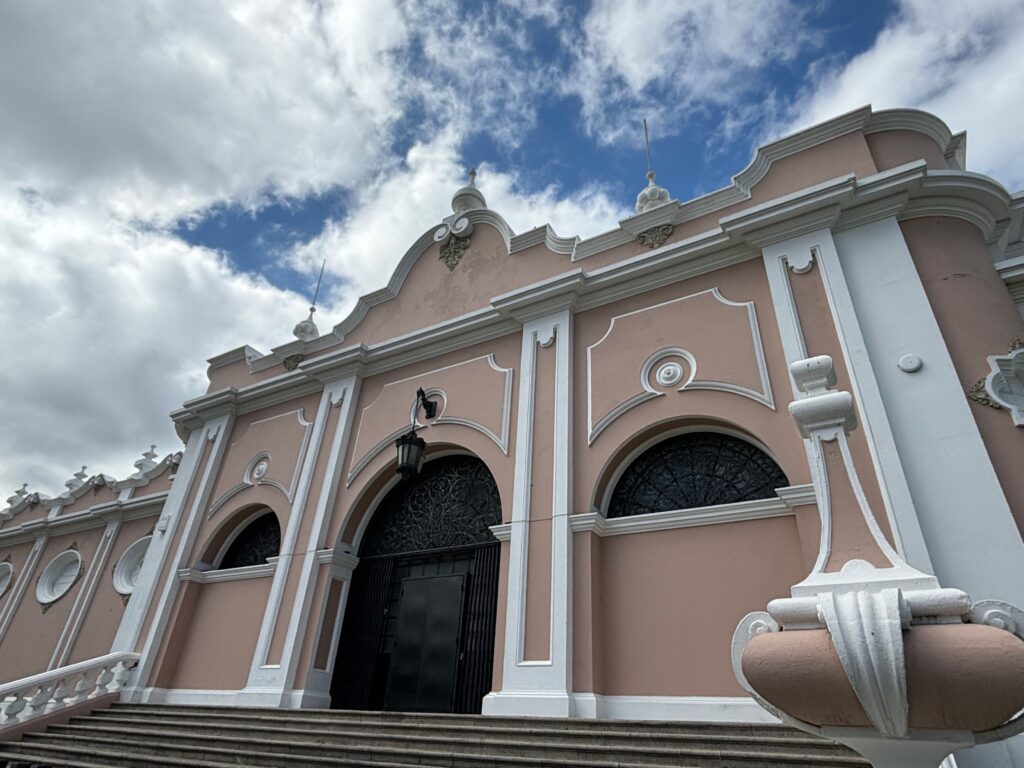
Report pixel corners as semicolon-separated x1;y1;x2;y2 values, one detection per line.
608;432;788;518
219;511;281;569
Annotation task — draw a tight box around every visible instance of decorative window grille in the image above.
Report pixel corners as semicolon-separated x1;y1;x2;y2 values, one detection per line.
220;511;281;569
360;455;502;558
607;432;788;519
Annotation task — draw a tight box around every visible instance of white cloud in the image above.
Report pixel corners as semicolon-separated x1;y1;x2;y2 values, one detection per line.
0;0;629;497
783;0;1024;190
0;187;308;496
288;129;628;311
0;0;408;223
564;0;819;145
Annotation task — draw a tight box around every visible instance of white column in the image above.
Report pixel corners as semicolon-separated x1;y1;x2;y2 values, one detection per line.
483;308;573;717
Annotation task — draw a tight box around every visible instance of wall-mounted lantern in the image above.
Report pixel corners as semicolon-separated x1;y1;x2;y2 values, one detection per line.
395;388;438;479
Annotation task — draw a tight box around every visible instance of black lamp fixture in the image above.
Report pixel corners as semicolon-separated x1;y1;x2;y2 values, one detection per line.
395;388;438;479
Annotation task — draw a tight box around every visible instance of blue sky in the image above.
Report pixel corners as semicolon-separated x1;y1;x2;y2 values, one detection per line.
173;0;898;298
2;0;1023;495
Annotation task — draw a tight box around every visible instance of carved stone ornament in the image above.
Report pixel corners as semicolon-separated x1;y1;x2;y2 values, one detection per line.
439;236;470;271
969;339;1024;424
731;355;1024;768
282;353;305;372
635;224;673;249
968;377;1001;409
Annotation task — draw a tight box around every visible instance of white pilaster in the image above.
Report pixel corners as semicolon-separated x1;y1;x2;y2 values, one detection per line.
111;426;208;654
831;218;1024;605
484;309;573;717
124;414;234;698
269;375;360;705
244;378;354;699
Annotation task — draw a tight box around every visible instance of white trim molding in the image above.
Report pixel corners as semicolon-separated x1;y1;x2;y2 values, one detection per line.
569;485;813;537
346;355;511;486
207;408;314;517
245;384;343;693
275;375;361;702
126;415;235;697
177;557;279;584
760;227;934;574
586;287;774;443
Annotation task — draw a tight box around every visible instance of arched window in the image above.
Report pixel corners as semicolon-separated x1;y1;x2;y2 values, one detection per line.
359;455;501;558
219;511;281;569
607;432;788;518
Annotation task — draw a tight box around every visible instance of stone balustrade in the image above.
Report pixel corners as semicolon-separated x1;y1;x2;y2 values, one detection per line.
0;652;139;733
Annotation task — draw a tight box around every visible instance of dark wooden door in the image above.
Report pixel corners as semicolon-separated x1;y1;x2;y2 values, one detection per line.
384;574;466;712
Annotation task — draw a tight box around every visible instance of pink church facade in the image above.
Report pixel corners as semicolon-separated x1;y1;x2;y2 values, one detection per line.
3;106;1024;767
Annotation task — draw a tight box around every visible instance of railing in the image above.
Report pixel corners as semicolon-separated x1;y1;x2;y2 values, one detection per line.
0;652;139;732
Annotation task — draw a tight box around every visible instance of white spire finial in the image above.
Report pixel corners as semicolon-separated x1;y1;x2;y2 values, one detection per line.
635;118;671;213
66;466;88;492
452;167;487;213
6;483;28;506
293;259;325;342
134;445;159;474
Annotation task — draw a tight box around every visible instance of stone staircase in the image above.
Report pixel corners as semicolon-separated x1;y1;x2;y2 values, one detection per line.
0;703;869;767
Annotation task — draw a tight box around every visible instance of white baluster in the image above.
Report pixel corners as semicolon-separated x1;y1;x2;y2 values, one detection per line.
2;693;28;724
70;669;99;705
26;683;56;718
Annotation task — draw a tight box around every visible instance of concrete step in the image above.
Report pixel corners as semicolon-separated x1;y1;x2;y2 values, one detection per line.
21;728;868;768
7;735;422;768
44;720;868;768
1;742;297;768
59;717;857;761
103;703;823;740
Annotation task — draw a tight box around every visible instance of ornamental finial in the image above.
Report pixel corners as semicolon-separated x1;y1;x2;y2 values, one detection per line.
635;119;670;213
452;167;487;213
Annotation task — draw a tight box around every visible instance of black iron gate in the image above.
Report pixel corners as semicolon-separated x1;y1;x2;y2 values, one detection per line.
330;455;503;714
330;542;500;713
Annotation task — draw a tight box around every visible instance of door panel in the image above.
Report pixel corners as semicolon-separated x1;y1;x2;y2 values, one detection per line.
384;574;465;712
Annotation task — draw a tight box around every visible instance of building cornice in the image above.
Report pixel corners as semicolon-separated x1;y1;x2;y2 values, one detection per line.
0;491;167;548
179;160;1020;423
231;106;973;375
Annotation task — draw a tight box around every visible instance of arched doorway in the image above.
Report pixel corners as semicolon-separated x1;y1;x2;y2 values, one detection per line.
330;455;502;714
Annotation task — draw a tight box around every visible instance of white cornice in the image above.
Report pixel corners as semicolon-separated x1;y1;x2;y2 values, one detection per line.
3;451;179;525
173;164;1019;421
864;108;966;169
0;492;167;547
568;486;812;537
225;106;974;375
489;523;512;542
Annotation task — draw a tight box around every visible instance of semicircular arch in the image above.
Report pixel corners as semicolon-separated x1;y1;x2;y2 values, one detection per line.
592;418;791;517
197;503;284;568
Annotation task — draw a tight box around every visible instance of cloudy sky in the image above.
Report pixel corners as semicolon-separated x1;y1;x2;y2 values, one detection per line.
2;0;1023;498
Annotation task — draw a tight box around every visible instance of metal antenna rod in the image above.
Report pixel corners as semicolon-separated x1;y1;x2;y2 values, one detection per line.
643;118;654;175
310;258;327;312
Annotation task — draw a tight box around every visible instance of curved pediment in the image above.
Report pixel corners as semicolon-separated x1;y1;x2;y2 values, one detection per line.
210;105;1003;386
